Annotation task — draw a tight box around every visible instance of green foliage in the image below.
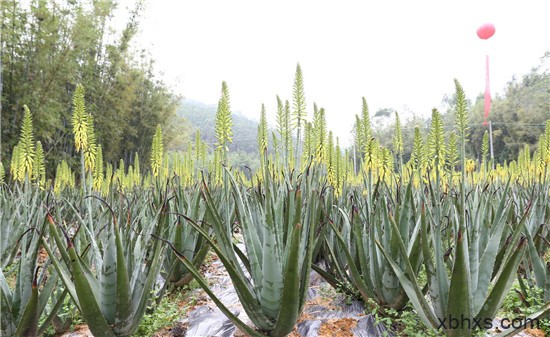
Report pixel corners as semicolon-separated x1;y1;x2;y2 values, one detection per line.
1;0;179;169
466;54;548;162
499;281;550;333
134;289;197;337
45;192;171;337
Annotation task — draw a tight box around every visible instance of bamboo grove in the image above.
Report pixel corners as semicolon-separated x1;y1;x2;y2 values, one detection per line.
1;67;550;337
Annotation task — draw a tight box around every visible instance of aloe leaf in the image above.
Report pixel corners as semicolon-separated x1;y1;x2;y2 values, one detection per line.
1;275;16;336
259;226;283;320
472;181;512;313
14;269;39;337
421;203;446;319
476;238;527;322
272;223;302;337
36;268;62;326
99;224;117;324
159;237;269;337
328;217;375;303
172;214;272;329
297;188;320;312
446;231;471;337
227;171;264;293
376;239;439;328
36;287;69;336
113;217;133;335
201;181;252;287
67;242;116;337
525;229;547;291
40;239;80;310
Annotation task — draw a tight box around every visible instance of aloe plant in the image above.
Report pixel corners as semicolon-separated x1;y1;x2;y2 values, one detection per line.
161;166;323;336
517;183;550;302
43;191;169;337
318;179;422;310
0;216;64;337
376;180;531;336
161;181;209;290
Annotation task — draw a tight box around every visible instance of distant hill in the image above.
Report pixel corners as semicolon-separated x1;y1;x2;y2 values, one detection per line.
177;100;261;167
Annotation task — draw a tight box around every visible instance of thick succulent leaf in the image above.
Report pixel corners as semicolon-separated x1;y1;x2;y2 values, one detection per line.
376;239;439;328
420;203;446;319
67;245;116;337
41;239;80;310
525;229;547;291
259;227;283;320
476;238;527;321
1;280;16;336
328;218;375;303
446;231;471;337
99;225;117;324
472;181;511;313
171;214;273;329
272;224;302;337
14;276;38;337
161;238;270;337
114;220;133;335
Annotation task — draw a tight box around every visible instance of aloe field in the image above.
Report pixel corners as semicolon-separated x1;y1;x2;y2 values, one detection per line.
1;74;550;337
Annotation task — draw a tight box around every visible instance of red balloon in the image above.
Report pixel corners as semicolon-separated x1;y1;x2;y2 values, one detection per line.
477;23;495;40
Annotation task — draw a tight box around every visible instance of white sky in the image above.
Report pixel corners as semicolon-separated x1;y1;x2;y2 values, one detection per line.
126;0;550;145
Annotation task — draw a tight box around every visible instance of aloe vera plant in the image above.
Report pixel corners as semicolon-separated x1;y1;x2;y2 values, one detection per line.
43;192;169;337
0;216;63;337
1;185;45;268
161;181;209;290
161;166;323;336
376;180;531;336
318;179;423;310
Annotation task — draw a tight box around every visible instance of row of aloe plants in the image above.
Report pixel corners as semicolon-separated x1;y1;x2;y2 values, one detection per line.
1;158;548;337
1;79;549;337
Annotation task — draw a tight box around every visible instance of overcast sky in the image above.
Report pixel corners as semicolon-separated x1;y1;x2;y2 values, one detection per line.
127;0;550;145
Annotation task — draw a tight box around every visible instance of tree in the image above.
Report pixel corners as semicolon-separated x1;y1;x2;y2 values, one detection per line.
1;0;179;175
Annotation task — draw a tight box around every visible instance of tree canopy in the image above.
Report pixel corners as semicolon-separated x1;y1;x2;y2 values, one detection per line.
0;0;185;174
